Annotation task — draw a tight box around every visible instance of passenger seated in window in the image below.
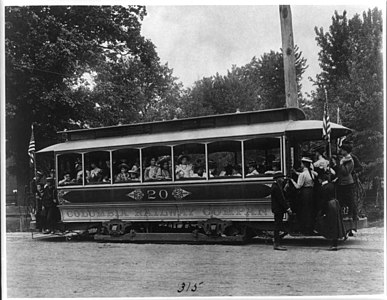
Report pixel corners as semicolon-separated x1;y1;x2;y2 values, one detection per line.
176;154;194;179
193;164;206;178
100;160;111;182
58;173;73;186
128;165;140;181
89;162;103;183
265;160;281;175
246;160;259;177
219;163;233;176
257;163;266;174
265;154;276;170
144;157;159;181
232;165;242;177
115;163;131;183
208;160;217;178
156;157;171;180
76;163;89;184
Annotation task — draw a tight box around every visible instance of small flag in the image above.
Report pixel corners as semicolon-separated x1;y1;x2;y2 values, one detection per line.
322;102;331;142
28;124;35;166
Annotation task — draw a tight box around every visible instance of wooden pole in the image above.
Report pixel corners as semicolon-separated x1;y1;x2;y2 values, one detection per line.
279;5;298;108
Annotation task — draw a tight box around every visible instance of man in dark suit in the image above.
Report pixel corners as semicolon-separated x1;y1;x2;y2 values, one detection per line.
271;172;292;250
42;177;59;233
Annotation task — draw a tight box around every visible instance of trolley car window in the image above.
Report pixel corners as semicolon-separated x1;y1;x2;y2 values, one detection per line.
57;153;83;186
142;146;172;182
112;148;140;183
244;137;281;177
84;151;111;184
207;140;242;179
174;143;206;180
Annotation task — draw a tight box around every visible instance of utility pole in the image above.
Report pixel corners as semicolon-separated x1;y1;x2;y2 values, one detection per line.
279;5;298;108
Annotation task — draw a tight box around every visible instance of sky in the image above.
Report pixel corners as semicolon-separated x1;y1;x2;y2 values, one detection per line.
140;4;378;96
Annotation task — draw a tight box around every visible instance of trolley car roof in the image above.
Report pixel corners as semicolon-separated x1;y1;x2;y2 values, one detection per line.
38;119;351;153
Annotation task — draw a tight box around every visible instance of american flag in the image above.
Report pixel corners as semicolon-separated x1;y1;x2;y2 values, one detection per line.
28;124;35;166
322;102;331;142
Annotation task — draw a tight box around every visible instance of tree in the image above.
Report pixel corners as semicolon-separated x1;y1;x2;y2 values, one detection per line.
310;8;383;177
179;46;307;117
80;57;182;127
242;46;307;109
5;6;179;198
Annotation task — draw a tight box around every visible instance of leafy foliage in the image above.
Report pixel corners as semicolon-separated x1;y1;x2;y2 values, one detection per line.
5;6;180;190
179;46;307;117
310;8;383;177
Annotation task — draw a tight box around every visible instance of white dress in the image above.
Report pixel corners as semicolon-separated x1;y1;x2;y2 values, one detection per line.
175;164;194;179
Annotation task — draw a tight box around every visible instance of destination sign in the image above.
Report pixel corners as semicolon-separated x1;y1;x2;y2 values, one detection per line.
60;203;275;222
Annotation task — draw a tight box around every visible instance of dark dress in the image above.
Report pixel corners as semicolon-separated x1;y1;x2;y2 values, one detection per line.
42;185;59;231
271;181;291;243
315;182;346;240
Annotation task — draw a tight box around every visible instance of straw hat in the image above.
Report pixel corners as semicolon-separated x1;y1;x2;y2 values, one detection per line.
128;165;139;174
158;156;170;165
301;157;313;163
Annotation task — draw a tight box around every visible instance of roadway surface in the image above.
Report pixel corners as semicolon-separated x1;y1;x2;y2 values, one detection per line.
5;225;385;298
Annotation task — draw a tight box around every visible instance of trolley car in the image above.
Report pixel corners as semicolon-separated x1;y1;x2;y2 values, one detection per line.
36;107;361;242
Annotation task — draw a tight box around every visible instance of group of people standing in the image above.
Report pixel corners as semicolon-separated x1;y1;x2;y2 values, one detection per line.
271;143;358;251
30;171;60;234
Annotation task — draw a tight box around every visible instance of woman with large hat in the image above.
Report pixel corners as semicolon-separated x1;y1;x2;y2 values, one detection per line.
115;163;130;183
175;154;194;179
128;165;140;181
290;157;318;234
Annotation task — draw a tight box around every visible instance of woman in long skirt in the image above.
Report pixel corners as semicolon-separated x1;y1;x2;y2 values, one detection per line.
315;174;346;250
290;157;318;234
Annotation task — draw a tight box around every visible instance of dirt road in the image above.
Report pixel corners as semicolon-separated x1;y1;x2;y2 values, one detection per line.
5;226;384;297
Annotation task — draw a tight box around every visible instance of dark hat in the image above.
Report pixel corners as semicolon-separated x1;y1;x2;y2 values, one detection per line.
273;172;285;180
340;143;352;153
118;163;130;170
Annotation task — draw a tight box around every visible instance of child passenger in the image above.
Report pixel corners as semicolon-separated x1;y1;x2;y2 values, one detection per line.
156;157;171;180
115;163;130;183
144;157;158;181
175;155;194;179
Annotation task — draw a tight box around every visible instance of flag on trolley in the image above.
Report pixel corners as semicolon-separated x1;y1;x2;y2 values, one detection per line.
322;102;331;142
28;124;35;167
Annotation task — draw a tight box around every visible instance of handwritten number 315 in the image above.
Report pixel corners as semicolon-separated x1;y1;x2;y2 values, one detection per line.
177;282;204;293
